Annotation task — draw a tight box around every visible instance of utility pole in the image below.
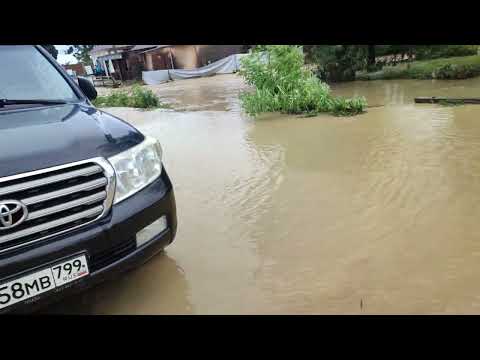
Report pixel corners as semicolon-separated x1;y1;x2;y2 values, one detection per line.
169;47;175;69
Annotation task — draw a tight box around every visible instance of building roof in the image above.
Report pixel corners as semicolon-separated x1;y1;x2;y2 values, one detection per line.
130;45;159;51
90;45;131;54
137;45;172;54
90;45;173;57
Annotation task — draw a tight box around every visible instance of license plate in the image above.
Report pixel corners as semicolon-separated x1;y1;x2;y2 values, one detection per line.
0;255;89;310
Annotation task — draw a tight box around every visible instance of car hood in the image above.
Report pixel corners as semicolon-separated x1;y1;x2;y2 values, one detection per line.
0;104;144;177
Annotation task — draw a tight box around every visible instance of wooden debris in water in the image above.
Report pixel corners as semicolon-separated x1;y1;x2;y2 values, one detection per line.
415;97;480;104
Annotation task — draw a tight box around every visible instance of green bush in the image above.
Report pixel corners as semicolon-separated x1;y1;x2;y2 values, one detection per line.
357;55;480;80
372;45;477;62
93;85;167;109
432;63;480;79
415;45;478;60
130;85;161;108
239;45;367;117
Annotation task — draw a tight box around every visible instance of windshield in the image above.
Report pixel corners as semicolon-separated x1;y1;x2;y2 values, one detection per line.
0;45;79;103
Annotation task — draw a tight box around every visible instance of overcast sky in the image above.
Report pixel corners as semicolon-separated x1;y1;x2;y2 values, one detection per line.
55;45;78;65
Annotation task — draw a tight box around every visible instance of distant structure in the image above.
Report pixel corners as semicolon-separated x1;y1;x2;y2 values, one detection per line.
89;45;248;81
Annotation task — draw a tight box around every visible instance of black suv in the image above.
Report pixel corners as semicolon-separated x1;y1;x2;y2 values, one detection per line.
0;45;177;313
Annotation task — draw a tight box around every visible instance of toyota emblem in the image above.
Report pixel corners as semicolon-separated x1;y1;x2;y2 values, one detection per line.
0;200;28;230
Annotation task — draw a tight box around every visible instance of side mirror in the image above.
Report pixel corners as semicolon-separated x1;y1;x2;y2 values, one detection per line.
78;77;97;101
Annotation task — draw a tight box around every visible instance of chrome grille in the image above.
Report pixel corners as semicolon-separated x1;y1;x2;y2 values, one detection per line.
0;158;115;254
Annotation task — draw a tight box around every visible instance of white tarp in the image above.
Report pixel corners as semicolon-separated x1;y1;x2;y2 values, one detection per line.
142;70;170;85
142;53;249;85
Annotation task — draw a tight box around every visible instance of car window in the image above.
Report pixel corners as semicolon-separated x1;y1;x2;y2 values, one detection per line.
0;45;79;102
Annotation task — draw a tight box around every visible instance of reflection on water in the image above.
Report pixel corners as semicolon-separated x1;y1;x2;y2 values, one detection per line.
331;77;480;106
247;105;480;314
43;253;192;314
47;75;480;314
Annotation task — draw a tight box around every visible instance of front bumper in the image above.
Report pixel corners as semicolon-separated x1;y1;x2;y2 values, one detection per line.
0;167;177;314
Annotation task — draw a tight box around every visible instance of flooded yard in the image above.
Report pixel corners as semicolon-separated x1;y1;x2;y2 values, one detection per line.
46;74;480;314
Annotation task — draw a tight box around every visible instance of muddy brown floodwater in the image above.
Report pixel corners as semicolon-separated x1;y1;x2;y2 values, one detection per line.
45;75;480;314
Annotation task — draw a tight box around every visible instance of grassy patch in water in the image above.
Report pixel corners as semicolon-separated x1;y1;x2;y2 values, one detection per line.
93;85;170;109
357;55;480;80
438;99;466;106
239;46;367;117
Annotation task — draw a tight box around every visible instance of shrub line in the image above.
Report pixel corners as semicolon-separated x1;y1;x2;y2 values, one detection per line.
93;85;169;109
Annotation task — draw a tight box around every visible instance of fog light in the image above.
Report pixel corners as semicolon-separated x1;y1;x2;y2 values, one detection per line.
136;216;168;248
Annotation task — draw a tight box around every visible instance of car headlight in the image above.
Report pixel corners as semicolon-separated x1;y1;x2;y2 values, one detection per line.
108;136;163;204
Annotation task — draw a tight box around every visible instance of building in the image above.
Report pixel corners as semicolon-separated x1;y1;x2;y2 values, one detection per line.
63;63;86;76
89;45;133;81
139;45;247;71
89;45;249;81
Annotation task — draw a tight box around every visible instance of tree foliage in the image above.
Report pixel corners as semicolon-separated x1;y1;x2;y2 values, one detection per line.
67;45;95;65
42;45;58;59
305;45;479;82
304;45;368;82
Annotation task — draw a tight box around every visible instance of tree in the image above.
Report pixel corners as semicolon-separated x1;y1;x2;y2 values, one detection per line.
42;45;58;59
66;45;95;65
367;45;376;69
305;45;368;82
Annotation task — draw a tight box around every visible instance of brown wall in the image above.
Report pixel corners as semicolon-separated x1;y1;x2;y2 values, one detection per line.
170;45;199;69
125;52;145;79
143;49;172;70
152;50;171;70
63;63;86;76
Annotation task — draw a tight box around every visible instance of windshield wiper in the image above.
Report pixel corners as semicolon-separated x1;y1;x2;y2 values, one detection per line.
0;99;68;108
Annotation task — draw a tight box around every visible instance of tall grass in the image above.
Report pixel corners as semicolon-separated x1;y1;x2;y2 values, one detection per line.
239;46;367;117
93;85;168;109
